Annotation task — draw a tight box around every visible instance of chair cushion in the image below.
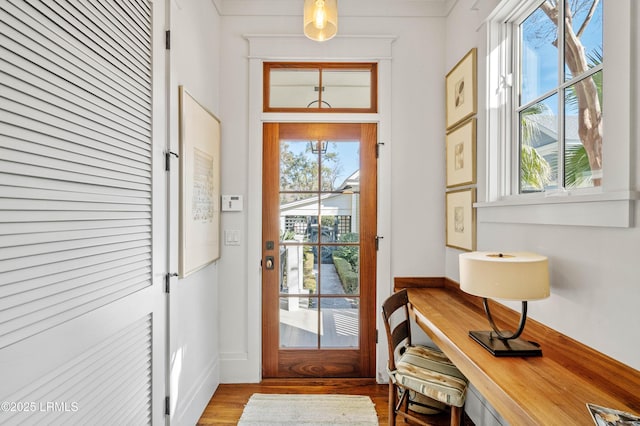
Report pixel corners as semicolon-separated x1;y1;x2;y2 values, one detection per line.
392;345;468;408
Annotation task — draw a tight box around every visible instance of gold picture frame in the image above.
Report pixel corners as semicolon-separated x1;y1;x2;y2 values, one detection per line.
446;188;476;251
445;48;477;130
446;118;476;188
178;86;221;277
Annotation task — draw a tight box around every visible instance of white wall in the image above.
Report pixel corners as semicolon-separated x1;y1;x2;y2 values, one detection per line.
216;14;256;383
388;16;447;276
445;0;640;372
168;0;222;423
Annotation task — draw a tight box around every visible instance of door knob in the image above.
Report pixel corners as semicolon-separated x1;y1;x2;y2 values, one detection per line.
265;256;274;270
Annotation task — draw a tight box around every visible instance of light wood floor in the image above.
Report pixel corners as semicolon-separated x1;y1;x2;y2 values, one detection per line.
197;379;469;425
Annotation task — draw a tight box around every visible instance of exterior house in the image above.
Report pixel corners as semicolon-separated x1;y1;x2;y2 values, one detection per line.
280;169;360;246
0;0;638;425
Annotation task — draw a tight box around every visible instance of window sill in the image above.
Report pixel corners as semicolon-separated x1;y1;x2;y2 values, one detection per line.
475;191;639;228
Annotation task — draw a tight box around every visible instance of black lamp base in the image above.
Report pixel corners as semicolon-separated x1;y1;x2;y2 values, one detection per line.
469;331;542;357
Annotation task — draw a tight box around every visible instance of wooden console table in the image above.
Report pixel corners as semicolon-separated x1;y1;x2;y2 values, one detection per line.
399;279;640;425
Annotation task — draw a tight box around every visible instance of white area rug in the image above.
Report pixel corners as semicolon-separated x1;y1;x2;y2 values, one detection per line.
237;393;379;425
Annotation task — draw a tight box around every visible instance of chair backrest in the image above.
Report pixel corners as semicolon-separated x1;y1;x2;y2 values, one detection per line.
381;289;412;371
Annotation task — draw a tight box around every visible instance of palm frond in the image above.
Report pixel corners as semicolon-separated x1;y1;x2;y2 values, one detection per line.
564;144;592;188
520;145;552;191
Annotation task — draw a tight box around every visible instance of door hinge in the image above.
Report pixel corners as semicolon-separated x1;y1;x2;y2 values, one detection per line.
165;272;178;293
165;396;171;415
375;329;378;344
375;235;384;251
165;151;179;171
165;30;171;50
376;142;385;158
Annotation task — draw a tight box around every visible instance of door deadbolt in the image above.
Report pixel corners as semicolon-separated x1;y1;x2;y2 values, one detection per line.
265;256;274;270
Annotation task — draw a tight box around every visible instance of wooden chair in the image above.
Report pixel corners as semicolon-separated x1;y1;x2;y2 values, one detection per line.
382;289;468;426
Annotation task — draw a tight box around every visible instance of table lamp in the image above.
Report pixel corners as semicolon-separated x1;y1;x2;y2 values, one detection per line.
459;251;550;357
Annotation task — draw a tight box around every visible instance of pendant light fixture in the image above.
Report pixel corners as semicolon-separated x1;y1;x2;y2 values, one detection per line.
303;0;337;42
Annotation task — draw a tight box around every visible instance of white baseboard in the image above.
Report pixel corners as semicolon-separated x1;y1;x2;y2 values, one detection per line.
173;356;220;425
219;351;261;383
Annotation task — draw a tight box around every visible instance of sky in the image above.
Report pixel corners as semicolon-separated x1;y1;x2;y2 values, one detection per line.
520;0;603;107
284;140;361;189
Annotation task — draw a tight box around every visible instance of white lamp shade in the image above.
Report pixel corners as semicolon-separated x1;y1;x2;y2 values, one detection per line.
304;0;338;42
459;252;550;301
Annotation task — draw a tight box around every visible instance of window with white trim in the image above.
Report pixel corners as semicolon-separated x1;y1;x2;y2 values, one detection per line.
514;0;603;193
483;0;635;227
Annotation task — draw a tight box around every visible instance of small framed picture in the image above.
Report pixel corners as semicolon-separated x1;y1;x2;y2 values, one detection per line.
446;188;476;251
446;118;476;188
446;48;477;130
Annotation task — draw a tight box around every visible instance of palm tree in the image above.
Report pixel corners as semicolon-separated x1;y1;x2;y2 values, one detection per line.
520;104;552;191
521;145;553;191
540;0;603;186
564;47;602;188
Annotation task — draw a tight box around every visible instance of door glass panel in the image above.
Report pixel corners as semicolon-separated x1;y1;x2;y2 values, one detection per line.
320;195;360;243
280;193;317;240
321;141;360;191
321;245;359;296
280;244;317;296
280;141;319;192
322;69;371;109
270;69;320;108
280;297;318;348
277;132;362;351
320;298;359;348
317;215;336;244
320;140;359;245
281;214;312;241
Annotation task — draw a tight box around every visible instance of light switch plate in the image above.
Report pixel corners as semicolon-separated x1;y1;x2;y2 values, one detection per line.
224;229;240;246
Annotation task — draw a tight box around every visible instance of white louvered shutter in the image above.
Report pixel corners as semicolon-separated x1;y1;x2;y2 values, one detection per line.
0;0;162;424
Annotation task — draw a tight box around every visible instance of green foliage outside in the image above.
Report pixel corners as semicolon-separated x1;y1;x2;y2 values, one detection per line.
321;216;335;227
564;145;591;188
333;233;359;271
303;248;316;294
332;233;359;293
332;254;358;294
521;144;552;191
280;229;295;241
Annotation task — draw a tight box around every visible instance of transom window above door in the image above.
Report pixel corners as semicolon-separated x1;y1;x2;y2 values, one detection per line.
263;62;377;113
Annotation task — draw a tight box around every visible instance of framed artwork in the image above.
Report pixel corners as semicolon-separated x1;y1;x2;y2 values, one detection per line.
446;118;476;188
446;188;476;251
445;48;477;130
178;86;221;277
587;403;640;425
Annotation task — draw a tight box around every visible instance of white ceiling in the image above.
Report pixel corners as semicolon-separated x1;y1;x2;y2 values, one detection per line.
209;0;462;17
